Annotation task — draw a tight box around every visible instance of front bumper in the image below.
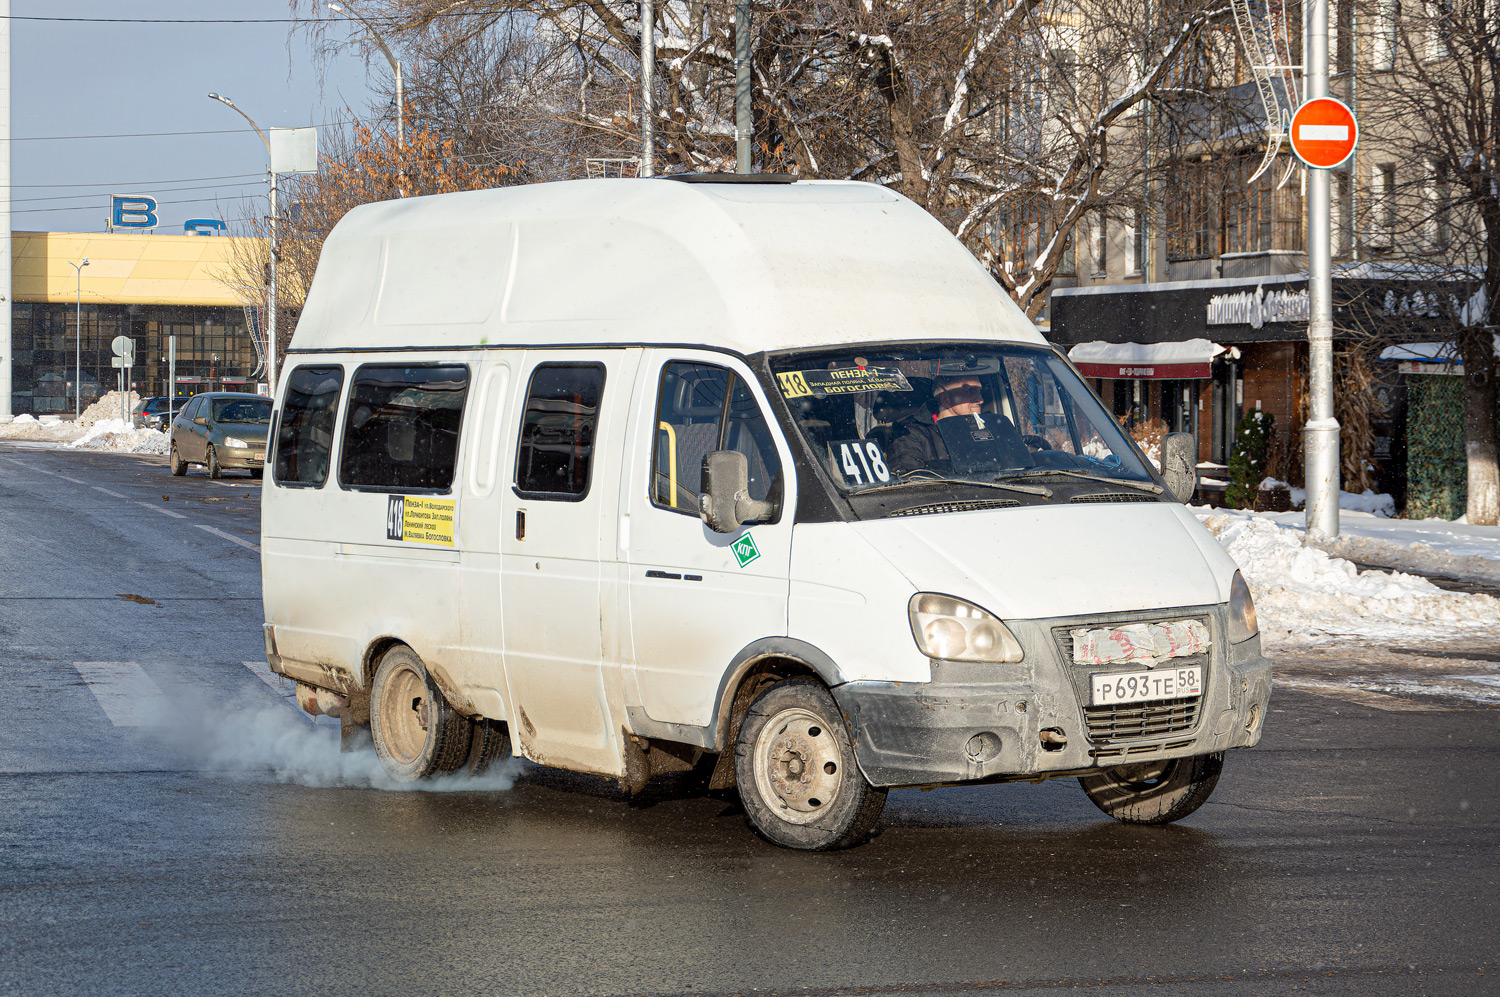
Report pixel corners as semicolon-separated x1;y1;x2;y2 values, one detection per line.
832;609;1271;789
218;445;267;469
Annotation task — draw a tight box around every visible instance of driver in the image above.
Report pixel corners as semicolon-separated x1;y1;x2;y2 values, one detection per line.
886;375;984;473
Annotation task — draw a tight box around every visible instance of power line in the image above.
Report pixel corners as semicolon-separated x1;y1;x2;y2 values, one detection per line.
9;172;262;189
11;192;264;216
8;180;267;207
4;121;349;144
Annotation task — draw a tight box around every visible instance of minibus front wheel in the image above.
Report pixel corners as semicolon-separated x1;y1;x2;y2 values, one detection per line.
1078;751;1224;825
734;678;887;850
370;646;472;781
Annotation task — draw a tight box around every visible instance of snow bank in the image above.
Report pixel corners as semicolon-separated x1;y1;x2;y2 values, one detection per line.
67;418;169;455
0;416;85;443
1199;513;1500;645
79;390;141;428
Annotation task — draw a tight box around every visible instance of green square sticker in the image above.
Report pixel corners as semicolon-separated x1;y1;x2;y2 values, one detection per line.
731;533;761;568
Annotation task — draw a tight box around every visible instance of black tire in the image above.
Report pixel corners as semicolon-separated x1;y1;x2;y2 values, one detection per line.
734;678;886;850
1078;751;1224;825
207;445;223;480
250;468;264;480
370;646;473;781
462;718;512;776
169;444;187;476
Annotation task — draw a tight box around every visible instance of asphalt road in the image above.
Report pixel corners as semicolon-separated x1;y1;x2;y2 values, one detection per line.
1;443;1496;997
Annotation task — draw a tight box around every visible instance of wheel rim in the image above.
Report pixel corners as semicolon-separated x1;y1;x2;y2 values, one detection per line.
378;663;431;765
751;707;844;825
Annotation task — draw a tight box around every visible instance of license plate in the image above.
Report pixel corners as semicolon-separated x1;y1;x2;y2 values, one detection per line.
251;452;265;462
1091;666;1201;706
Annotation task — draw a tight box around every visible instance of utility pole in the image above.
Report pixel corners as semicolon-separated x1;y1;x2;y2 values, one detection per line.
1303;0;1340;536
640;0;654;177
735;0;751;173
0;0;11;422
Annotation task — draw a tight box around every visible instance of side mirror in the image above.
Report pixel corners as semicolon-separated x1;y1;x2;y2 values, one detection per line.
699;450;775;533
193;416;209;426
1160;432;1198;503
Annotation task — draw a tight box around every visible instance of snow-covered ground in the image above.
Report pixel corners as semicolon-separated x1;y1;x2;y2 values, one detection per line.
1198;508;1500;705
1;413;168;454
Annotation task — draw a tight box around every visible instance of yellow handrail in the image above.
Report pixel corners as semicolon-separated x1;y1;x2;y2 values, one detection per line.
659;421;678;507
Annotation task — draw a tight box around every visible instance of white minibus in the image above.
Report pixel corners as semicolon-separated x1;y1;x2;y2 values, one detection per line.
261;175;1269;850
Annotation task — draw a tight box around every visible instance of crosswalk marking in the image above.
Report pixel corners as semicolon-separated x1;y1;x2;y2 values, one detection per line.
196;524;260;552
73;661;169;727
136;500;187;520
243;659;295;699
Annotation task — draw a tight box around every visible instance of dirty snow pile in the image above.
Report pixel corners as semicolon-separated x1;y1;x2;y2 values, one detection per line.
0;413;85;443
67;418;169;455
1259;477;1397;518
1198;512;1500;645
79;389;141;427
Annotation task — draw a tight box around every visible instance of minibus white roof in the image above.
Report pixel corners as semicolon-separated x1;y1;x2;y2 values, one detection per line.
290;178;1046;356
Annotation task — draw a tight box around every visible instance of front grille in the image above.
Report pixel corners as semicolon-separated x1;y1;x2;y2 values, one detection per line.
889;498;1019;517
1070;492;1160;504
1084;697;1200;743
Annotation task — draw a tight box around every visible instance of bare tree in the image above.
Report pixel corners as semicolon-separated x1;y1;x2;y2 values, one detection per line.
1348;0;1500;524
292;2;1233;319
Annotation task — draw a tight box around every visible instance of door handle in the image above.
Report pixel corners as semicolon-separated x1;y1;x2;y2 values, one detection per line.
645;570;702;582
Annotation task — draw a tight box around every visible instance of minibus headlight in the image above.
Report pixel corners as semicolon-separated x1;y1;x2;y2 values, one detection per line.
1228;571;1259;642
909;593;1023;663
225;436;249;449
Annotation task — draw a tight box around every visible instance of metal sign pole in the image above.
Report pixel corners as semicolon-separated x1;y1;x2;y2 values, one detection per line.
735;0;751;173
640;0;654;177
1303;0;1339;536
168;335;176;424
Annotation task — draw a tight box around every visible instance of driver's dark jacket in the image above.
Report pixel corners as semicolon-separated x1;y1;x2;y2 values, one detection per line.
886;415;950;473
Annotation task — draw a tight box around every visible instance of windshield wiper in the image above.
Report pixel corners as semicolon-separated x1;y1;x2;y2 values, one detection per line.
999;469;1163;494
860;476;1052;498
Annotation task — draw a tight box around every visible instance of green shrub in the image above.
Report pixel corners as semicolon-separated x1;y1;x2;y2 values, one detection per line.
1227;409;1274;509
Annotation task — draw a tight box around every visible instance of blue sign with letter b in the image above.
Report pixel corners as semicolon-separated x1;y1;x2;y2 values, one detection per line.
112;195;158;229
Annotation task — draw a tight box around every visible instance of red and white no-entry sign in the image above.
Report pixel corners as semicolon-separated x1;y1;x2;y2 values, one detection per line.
1289;97;1359;169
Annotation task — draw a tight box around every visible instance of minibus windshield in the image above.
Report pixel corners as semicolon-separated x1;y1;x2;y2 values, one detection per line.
769;344;1160;513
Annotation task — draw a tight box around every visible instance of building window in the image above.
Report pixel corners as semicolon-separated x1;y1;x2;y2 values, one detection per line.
513;363;606;500
1369;163;1396;251
1092;212;1107;275
1335;170;1353;257
1223;157;1302;255
1372;0;1396;71
1427;160;1451;250
1127;206;1145;274
1167;164;1214;261
340;364;471;493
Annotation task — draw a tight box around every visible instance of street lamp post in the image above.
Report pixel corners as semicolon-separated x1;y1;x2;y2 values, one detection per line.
68;258;88;419
207;93;278;398
328;1;404;150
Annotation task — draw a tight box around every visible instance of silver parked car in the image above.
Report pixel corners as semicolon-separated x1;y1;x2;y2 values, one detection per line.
169;392;271;479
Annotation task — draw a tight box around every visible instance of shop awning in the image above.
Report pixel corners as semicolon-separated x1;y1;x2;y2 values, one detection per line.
1068;339;1227;379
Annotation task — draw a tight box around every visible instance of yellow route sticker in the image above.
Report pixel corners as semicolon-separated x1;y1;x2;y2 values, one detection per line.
777;366;911;398
386;495;457;547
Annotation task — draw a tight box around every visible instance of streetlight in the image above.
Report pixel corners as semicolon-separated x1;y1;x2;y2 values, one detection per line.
328;1;404;150
68;258;88;419
207;92;279;398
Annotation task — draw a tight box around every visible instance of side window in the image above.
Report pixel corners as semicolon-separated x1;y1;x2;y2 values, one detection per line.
513;363;606;500
274;366;344;488
180;397;202;421
339;364;470;493
651;362;782;516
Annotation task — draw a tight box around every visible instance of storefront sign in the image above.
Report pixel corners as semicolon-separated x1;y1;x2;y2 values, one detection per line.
1206;285;1309;329
111;195;159;229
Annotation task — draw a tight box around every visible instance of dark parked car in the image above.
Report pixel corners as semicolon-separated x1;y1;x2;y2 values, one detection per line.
169;392;272;479
133;396;177;430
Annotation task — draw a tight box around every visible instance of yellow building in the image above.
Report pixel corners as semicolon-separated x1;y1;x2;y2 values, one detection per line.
8;230;263;414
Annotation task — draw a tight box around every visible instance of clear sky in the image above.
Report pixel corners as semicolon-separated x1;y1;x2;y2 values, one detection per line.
10;0;384;234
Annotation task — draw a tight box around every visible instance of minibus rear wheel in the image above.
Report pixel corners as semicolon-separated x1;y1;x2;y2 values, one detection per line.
734;678;886;850
370;646;472;781
1077;751;1224;825
464;718;512;775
